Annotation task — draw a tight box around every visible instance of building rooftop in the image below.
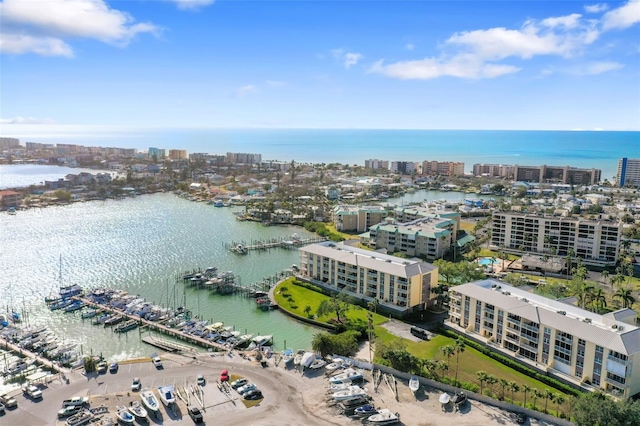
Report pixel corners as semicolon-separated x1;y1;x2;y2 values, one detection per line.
300;241;437;278
452;279;640;356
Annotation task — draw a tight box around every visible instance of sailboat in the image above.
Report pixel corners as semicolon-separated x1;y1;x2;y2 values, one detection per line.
45;255;83;304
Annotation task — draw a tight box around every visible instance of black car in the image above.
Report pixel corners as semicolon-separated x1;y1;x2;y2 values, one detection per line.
188;406;204;423
243;389;263;400
515;412;527;424
109;362;118;373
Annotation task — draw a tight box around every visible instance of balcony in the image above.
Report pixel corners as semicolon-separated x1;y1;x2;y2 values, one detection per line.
605;375;627;387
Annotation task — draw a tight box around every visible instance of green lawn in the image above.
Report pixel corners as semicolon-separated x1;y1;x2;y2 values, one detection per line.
275;279;573;417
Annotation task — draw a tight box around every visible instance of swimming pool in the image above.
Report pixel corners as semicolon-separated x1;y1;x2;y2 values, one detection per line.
478;257;499;266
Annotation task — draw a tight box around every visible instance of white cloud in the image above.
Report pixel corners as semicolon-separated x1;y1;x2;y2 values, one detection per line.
0;34;73;57
266;80;287;87
236;85;257;97
370;56;520;80
405;43;415;51
585;3;609;13
602;0;640;30
168;0;215;10
372;12;604;80
0;116;56;124
584;61;624;74
331;48;363;69
0;0;159;56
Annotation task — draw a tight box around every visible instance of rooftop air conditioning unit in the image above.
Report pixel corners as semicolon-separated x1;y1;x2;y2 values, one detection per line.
612;324;618;329
618;326;624;331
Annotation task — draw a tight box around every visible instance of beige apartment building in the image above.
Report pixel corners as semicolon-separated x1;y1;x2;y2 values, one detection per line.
298;241;438;316
168;149;187;160
490;212;621;267
333;205;388;233
448;279;640;399
421;161;465;176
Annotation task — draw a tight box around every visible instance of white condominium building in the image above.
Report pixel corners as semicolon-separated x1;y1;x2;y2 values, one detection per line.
448;279;640;399
298;241;438;315
333;205;388;233
617;158;640;187
491;212;621;267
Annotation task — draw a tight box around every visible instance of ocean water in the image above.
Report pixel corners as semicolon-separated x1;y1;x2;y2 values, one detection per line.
2;126;638;180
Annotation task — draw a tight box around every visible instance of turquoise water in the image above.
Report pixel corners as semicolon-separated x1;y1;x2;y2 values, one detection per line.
478;257;499;266
2;127;637;179
0;193;320;360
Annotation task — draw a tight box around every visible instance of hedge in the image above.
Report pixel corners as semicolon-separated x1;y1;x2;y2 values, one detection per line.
440;329;581;397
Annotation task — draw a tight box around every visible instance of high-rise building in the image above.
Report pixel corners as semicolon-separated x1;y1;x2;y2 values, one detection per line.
168;149;187;160
0;137;20;149
365;159;389;170
421;161;465;176
617;158;640;187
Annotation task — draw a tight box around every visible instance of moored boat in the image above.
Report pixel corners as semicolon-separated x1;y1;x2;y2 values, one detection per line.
330;368;364;384
81;308;98;319
332;386;367;401
282;349;294;365
409;376;419;393
114;319;138;333
65;409;94;426
353;404;378;418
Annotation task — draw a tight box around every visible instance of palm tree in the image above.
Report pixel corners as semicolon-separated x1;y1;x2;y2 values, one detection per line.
555;393;565;417
476;371;489;395
486;375;498;396
591;288;607;313
422;359;437;379
543;388;553;413
440;345;455;368
532;388;541;410
521;384;532;408
601;270;610;287
499;378;509;400
508;381;520;403
613;287;636;309
437;360;449;380
453;338;466;386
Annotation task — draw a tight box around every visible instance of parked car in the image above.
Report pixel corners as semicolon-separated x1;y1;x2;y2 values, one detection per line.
188;406;204;423
0;402;5;414
243;389;263;400
196;375;206;386
62;396;89;407
131;378;142;392
237;384;257;395
23;385;42;400
58;405;83;418
0;395;17;409
109;362;118;373
230;378;247;389
515;413;528;424
96;361;108;374
220;369;229;382
152;357;163;369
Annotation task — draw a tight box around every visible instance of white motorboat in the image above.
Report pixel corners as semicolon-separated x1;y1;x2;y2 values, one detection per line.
328;382;352;391
65;409;94;426
325;358;344;372
366;409;400;425
409;376;419;393
332;385;367;401
115;406;135;424
293;349;305;365
252;335;273;347
140;389;160;413
128;400;148;419
282;349;294;365
158;385;176;406
329;368;363;384
309;358;326;370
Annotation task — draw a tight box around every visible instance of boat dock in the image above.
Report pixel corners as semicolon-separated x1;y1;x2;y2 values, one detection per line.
1;336;71;375
79;298;229;353
223;236;327;254
140;336;196;354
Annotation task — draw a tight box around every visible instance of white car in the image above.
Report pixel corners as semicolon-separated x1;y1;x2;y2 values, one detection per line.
131;377;141;392
152;357;163;368
196;375;206;386
237;383;257;395
23;385;42;399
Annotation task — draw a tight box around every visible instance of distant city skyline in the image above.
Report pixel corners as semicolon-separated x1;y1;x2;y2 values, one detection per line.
1;1;639;130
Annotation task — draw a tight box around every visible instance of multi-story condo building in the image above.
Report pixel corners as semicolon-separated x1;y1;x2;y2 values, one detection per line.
390;161;417;174
148;147;166;160
490;212;622;267
333;205;388;233
226;152;262;165
421;161;465;176
393;206;461;234
298;241;438;315
0;137;20;149
617;158;640;187
473;163;515;179
365;159;389;170
168;149;187;160
513;165;601;185
448;279;640;398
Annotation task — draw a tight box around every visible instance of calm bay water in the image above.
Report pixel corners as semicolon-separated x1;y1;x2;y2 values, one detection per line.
0;193;319;361
0;164;112;189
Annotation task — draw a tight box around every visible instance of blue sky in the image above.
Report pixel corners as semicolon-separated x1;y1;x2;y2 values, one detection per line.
0;0;639;130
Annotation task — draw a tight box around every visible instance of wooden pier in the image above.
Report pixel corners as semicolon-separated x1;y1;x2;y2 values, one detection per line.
140;336;195;354
223;236;327;254
79;298;229;353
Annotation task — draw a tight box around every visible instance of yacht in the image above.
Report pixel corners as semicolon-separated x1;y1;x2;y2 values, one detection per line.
128;400;148;419
366;409;400;425
331;386;367;401
140;389;160;413
158;385;176;406
115;406;135;424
